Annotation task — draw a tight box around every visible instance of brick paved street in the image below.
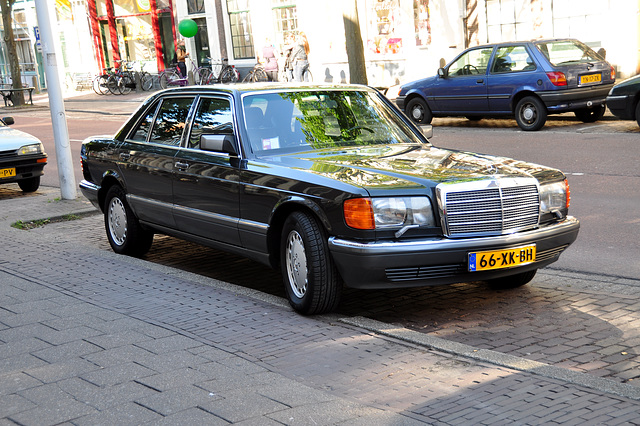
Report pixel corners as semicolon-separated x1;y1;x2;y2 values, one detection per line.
1;185;640;424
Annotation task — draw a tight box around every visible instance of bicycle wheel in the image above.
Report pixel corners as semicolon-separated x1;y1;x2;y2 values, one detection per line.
220;66;237;83
303;69;313;82
119;75;133;95
241;71;254;83
254;69;269;82
140;72;153;91
197;68;213;85
159;70;179;89
107;75;120;95
93;75;109;95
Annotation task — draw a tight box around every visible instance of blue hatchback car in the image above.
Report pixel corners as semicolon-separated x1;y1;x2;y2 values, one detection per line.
395;39;615;131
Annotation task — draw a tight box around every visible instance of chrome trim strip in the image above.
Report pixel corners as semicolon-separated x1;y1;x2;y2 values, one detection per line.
328;216;579;255
173;204;239;227
238;218;269;233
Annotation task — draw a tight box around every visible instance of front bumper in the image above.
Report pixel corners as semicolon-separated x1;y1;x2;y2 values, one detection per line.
328;217;579;289
538;84;613;113
605;94;634;120
395;95;407;110
0;155;47;185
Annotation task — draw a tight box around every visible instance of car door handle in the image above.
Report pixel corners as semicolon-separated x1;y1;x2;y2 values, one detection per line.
119;152;130;160
175;161;189;171
476;79;484;84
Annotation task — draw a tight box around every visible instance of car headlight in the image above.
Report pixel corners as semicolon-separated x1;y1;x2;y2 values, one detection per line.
18;143;44;155
344;197;435;231
539;179;570;214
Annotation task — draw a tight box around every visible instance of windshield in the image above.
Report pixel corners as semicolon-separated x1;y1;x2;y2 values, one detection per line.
241;90;424;156
535;40;603;66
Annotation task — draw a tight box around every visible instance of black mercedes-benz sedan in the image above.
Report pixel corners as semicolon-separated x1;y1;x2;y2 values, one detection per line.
80;84;579;314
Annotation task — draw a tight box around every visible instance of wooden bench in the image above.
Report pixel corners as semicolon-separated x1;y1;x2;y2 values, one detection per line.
0;87;35;106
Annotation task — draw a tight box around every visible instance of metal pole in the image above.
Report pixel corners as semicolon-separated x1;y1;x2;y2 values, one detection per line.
34;0;76;200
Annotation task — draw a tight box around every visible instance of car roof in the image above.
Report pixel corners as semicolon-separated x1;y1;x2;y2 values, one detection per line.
470;38;582;50
157;83;377;97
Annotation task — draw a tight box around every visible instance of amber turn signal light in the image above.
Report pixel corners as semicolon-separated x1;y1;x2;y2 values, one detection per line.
344;198;375;230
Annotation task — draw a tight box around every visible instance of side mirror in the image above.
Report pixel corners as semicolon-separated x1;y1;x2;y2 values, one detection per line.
200;134;238;155
421;124;433;139
437;68;446;78
2;116;14;125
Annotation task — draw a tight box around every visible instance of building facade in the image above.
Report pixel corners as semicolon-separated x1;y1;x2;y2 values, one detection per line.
1;0;639;91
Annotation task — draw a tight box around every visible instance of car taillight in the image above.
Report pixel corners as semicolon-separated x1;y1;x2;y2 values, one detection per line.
546;72;567;86
610;65;616;80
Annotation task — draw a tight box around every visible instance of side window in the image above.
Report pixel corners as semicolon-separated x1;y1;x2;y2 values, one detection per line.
129;101;160;142
189;97;233;149
148;97;195;146
492;45;535;73
448;48;493;77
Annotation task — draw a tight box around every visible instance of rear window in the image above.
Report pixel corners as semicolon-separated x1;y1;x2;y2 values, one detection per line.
535;40;602;66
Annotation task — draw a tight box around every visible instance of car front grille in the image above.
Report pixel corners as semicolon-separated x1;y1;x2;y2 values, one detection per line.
438;178;540;237
0;149;17;158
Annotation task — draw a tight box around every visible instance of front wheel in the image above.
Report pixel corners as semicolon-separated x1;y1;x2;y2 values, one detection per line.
574;105;605;123
104;186;154;257
18;176;40;192
281;211;342;315
515;96;547;131
486;269;537;290
406;97;433;125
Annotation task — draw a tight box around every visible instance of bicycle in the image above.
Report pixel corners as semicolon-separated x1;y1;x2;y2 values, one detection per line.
93;68;114;95
197;57;239;85
242;63;269;83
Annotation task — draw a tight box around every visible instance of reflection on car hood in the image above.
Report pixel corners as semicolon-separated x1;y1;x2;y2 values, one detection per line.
0;127;42;150
272;144;563;190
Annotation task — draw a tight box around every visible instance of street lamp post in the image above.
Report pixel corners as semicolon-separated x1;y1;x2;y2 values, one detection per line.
34;0;76;200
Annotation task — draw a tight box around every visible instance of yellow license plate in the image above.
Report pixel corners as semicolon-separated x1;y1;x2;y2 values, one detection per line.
0;167;16;178
468;244;536;272
580;73;601;85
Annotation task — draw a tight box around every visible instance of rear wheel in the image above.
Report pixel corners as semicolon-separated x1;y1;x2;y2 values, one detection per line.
104;186;154;257
106;75;120;95
118;75;133;95
18;176;40;192
486;269;537;290
574;105;605;123
220;67;237;83
93;75;109;95
406;97;433;125
515;96;547;131
281;211;342;315
196;68;213;85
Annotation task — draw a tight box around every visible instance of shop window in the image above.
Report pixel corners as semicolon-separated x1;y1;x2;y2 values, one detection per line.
227;0;254;59
272;1;297;48
367;0;402;55
187;0;205;14
414;0;431;46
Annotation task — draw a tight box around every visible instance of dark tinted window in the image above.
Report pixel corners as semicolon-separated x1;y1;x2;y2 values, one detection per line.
189;97;233;149
129;102;160;142
149;97;195;146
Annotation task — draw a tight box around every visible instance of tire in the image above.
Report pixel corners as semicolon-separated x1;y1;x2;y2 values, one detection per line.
159;70;179;89
281;211;342;315
636;101;640;128
104;185;154;257
515;96;547;131
254;69;269;82
106;75;120;95
574;105;605;123
197;68;213;85
140;72;153;91
119;75;133;95
18;176;40;192
486;269;537;290
303;69;313;82
241;71;254;83
220;67;236;83
93;75;109;95
406;97;433;125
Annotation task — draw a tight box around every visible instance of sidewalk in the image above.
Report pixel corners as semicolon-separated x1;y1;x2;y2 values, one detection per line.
1;184;640;424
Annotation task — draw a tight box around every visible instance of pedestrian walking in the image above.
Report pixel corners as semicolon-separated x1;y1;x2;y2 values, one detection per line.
290;32;310;82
